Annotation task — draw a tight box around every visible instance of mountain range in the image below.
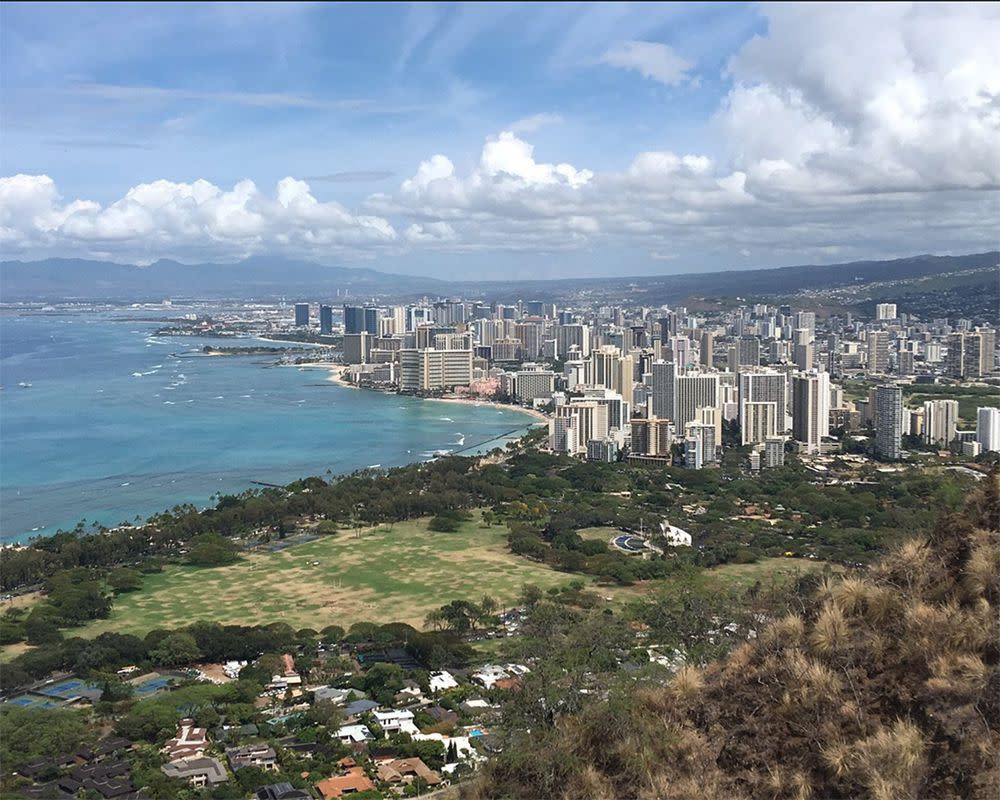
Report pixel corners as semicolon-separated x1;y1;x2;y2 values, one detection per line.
1;251;997;304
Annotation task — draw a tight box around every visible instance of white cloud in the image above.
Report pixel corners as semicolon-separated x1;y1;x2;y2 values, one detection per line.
601;40;692;86
508;112;564;134
2;5;997;269
720;2;1000;194
0;174;396;262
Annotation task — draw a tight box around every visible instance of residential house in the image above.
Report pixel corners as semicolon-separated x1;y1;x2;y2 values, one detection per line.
375;758;442;788
334;724;374;745
315;767;376;799
226;744;278;772
342;698;379;719
428;670;458;693
373;709;419;736
162;720;208;761
160;757;228;788
425;705;459;726
255;782;311;800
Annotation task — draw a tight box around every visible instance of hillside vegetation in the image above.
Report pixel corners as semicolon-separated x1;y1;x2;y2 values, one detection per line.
470;473;1000;799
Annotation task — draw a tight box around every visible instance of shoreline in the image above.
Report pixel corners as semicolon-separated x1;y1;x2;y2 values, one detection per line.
294;363;550;423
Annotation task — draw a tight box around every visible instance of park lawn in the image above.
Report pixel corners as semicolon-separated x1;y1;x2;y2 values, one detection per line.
74;512;603;636
708;557;837;589
576;526;620;542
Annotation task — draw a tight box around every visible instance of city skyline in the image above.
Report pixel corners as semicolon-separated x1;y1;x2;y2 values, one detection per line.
3;2;998;278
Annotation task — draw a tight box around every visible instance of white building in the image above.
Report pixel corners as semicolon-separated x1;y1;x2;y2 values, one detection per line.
923;399;959;446
791;371;830;454
977;407;1000;452
429;670;459;694
876;303;897;320
399;348;473;391
373;709;419;736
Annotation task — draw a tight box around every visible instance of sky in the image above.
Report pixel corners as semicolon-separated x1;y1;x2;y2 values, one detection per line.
1;2;998;280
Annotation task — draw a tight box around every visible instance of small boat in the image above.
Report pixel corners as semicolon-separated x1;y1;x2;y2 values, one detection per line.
18;382;32;388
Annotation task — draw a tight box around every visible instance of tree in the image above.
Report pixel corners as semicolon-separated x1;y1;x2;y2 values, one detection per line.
148;632;201;667
108;568;143;594
307;701;343;729
520;583;544;608
187;533;239;567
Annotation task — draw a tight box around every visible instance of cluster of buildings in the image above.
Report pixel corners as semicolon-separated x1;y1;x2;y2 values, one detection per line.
287;298;998;466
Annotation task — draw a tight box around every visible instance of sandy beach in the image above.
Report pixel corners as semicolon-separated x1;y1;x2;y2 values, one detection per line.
293;363;550;422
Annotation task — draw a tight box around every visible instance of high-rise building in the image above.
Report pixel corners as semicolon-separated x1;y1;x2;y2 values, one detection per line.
977;328;996;376
294;303;309;327
650;361;676;421
742;402;779;446
699;331;714;368
977;407;1000;452
923;399;958;447
876;303;897;320
363;307;381;336
683;435;703;469
867;331;889;375
589;346;634;404
739;369;788;445
946;329;994;379
581;387;630;437
319;305;333;335
675;372;721;443
342;332;371;365
898;350;915;376
399;349;473;391
550;400;609;456
826;334;841;377
630;416;675;457
554;324;590;359
794;312;816;336
343;305;365;334
792;372;830;454
514;369;556;404
765;436;786;468
793;339;813;371
732;336;761;369
874;385;903;460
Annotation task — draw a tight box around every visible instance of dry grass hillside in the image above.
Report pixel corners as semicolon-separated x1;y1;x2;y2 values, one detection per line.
471;473;1000;800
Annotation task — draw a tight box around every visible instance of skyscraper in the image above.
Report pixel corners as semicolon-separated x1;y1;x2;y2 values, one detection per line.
650;361;676;422
876;303;897;320
343;305;365;334
699;331;714;368
792;372;830;454
319;305;333;335
874;385;903;460
867;331;889;375
294;303;309;327
922;399;958;446
739;369;788;445
976;407;1000;452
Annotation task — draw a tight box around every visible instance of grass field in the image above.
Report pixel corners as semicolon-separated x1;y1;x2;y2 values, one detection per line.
75;512;603;636
708;557;837;588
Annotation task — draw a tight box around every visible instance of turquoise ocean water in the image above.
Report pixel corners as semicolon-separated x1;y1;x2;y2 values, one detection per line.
0;311;537;542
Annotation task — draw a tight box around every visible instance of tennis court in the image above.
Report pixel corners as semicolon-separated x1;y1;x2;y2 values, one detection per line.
37;678;100;699
6;694;62;710
131;675;172;696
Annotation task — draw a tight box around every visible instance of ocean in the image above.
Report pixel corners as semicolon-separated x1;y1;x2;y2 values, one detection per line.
0;311;538;542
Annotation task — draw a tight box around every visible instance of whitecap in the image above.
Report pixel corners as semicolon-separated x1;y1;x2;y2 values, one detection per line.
439;416;453;422
240;394;252;398
120;482;130;487
132;372;143;377
214;395;224;399
163;400;175;405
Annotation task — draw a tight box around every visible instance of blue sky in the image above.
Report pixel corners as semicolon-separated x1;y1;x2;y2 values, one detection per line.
2;2;997;279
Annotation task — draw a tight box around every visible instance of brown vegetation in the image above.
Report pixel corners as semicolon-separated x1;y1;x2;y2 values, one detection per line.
469;472;1000;799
